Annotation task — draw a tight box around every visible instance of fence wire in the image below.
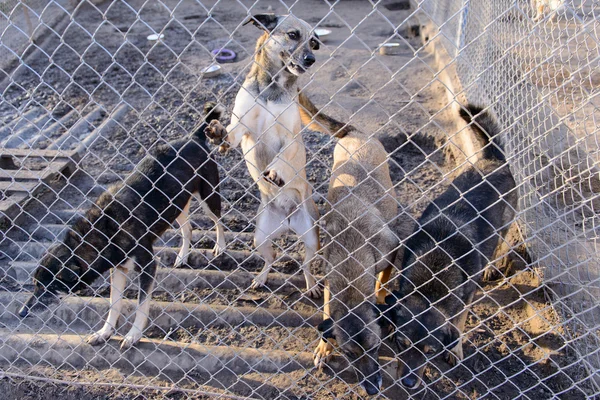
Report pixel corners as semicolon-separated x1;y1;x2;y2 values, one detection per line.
0;0;598;399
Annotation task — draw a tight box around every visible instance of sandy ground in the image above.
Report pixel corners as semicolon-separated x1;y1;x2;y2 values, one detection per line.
0;0;596;399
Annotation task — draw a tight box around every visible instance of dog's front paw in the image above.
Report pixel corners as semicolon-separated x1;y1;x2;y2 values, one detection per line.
482;266;498;282
445;351;459;366
173;251;189;268
120;331;143;351
212;242;225;258
313;339;334;369
445;342;464;366
87;327;114;346
263;170;285;187
250;271;269;290
218;142;230;154
205;120;227;145
306;282;322;299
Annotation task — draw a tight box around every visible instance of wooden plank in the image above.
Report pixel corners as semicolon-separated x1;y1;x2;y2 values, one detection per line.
0;148;79;162
0;161;69;181
0;181;41;193
0;157;74;224
0;193;28;217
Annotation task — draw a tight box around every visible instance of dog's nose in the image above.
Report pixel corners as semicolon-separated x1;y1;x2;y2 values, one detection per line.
18;305;29;318
363;382;379;396
303;53;315;67
362;372;382;395
401;373;421;390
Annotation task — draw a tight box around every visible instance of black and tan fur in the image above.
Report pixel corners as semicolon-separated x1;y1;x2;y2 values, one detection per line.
205;14;322;297
383;105;518;390
300;93;399;395
19;103;226;350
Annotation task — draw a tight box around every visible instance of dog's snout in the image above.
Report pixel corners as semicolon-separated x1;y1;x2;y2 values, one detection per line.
362;379;380;396
401;373;421;390
361;371;382;396
303;53;315;67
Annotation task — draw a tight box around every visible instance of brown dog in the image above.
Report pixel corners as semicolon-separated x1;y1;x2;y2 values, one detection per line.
299;93;399;395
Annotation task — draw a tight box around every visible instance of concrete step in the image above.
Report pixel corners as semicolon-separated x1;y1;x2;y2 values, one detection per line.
0;291;321;334
6;242;302;272
26;223;254;247
0;329;397;388
39;209;254;232
6;261;313;293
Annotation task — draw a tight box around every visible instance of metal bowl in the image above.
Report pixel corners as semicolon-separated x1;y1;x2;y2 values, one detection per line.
201;65;222;78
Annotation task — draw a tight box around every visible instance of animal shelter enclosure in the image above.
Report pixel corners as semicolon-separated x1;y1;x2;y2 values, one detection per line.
0;0;598;398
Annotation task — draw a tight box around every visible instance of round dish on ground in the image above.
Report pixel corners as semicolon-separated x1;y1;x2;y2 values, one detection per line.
314;28;332;40
379;42;401;55
147;33;164;41
201;65;222;78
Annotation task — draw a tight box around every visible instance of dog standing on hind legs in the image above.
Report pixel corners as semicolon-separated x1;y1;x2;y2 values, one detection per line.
18;103;226;350
205;13;322;297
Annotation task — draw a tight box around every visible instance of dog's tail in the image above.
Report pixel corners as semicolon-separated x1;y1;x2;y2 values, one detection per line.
193;101;225;142
298;92;353;138
459;105;506;162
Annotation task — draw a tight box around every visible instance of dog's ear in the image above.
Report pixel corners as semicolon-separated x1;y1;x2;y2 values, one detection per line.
385;290;399;306
243;14;280;32
204;101;224;122
317;318;335;340
310;34;320;50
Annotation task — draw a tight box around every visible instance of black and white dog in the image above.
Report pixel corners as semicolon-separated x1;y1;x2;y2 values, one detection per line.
18;102;226;350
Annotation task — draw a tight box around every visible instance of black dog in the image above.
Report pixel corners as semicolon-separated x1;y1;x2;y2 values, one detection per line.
383;105;518;389
18;102;226;350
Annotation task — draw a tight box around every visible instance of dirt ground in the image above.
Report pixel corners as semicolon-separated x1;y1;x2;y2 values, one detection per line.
0;0;596;399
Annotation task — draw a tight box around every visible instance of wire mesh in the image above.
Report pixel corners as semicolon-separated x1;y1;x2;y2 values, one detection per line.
0;0;598;398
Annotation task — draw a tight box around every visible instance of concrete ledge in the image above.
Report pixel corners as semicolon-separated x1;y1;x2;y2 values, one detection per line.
0;291;321;333
0;330;398;384
8;261;311;293
8;243;303;271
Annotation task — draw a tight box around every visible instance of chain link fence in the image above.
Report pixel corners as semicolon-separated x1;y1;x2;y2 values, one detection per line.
0;0;598;398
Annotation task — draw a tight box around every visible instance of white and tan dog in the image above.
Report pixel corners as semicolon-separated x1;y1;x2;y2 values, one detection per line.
532;0;565;21
206;14;322;297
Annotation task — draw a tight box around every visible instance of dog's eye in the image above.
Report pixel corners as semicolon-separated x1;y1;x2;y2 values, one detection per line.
424;346;437;355
287;31;299;40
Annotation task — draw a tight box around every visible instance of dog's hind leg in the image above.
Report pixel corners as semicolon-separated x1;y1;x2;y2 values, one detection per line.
250;204;286;290
375;265;393;305
120;248;156;351
446;308;470;366
87;260;133;346
374;230;399;304
174;198;192;268
290;201;321;298
314;280;334;367
195;192;226;257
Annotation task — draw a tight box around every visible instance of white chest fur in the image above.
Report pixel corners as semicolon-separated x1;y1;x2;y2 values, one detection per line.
228;87;309;202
